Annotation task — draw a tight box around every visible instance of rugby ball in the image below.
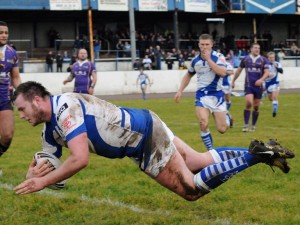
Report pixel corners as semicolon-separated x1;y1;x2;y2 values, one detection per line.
33;151;67;190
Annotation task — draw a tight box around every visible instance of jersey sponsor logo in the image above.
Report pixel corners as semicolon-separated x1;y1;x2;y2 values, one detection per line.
61;114;76;131
247;67;262;72
56;103;68;121
7;59;15;64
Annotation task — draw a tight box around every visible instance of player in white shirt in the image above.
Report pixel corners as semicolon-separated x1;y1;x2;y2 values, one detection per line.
266;51;283;117
13;81;294;198
174;34;228;150
136;67;151;100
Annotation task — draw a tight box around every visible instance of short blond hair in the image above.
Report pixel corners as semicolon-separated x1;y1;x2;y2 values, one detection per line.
267;51;276;57
199;34;213;41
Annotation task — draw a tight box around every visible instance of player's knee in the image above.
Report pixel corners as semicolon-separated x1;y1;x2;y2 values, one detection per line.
217;125;228;134
253;106;259;111
0;132;13;147
199;121;209;130
181;190;206;201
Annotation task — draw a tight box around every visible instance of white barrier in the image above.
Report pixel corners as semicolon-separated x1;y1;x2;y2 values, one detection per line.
20;68;300;96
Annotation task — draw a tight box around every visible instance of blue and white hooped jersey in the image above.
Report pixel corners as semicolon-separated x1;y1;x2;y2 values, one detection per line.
188;50;226;93
42;93;152;159
137;72;149;85
265;61;282;84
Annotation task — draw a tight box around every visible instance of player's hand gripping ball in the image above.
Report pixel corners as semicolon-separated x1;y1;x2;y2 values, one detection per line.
33;151;67;190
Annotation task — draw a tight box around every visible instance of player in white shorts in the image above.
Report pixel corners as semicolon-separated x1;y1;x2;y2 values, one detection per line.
175;34;229;150
13;81;294;201
136;66;151;100
266;51;283;117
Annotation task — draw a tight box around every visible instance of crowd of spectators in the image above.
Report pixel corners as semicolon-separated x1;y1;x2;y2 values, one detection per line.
46;25;300;71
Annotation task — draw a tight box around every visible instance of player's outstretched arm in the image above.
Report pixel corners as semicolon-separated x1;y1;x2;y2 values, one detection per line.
174;73;192;103
14;133;89;195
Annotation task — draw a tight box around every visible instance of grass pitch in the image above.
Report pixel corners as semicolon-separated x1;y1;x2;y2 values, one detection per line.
0;93;299;225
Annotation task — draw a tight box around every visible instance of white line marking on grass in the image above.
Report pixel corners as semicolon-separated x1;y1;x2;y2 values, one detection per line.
0;182;170;216
0;182;262;224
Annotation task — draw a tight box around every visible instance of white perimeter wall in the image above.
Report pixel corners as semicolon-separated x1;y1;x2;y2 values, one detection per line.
20;68;300;96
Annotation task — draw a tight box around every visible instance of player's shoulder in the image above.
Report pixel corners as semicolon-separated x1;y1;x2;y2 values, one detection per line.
53;94;83;119
6;44;16;52
191;54;201;64
54;93;81;108
5;45;17;56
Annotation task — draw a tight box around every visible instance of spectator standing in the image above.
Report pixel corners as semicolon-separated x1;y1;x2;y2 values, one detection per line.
232;43;270;132
55;51;64;72
154;45;162;70
45;51;54;72
94;39;101;59
116;40;124;57
63;48;97;95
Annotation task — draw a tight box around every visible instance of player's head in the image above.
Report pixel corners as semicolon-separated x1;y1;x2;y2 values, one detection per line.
250;43;260;56
0;21;9;47
13;81;51;126
78;48;88;61
198;34;214;52
267;51;276;62
139;66;144;71
13;81;50;102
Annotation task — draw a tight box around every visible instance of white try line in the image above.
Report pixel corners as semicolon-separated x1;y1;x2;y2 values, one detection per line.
0;180;170;216
0;175;257;224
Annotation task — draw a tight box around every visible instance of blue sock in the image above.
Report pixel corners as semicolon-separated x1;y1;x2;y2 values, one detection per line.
226;101;231;111
194;153;260;192
272;101;278;113
226;113;231;127
210;147;249;163
201;131;213;150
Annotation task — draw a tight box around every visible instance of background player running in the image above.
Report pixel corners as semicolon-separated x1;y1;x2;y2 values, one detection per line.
174;34;228;150
266;51;283;117
232;43;269;132
136;66;151;100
